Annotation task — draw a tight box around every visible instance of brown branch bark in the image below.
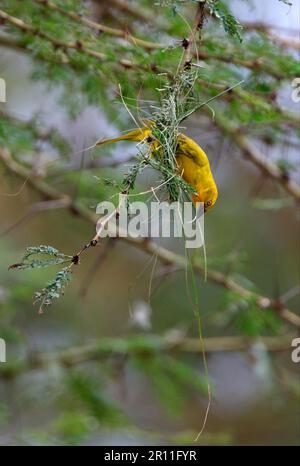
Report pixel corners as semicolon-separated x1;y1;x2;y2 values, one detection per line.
182;0;206;67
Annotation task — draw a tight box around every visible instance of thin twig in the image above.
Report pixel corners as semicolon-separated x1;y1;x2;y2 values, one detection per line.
0;199;69;236
182;0;206;67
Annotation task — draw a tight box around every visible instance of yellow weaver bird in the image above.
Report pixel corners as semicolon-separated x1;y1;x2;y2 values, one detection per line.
97;123;218;212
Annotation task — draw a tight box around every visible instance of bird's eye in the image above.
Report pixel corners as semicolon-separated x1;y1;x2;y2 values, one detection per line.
206;200;212;207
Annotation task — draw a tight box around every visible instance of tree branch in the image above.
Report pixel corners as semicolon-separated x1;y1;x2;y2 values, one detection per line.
242;21;300;50
0;9;136;70
34;0;164;51
0;8;293;80
214;116;300;203
0;333;295;378
182;0;206;67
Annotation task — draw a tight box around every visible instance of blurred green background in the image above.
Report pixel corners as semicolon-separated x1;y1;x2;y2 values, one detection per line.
0;0;299;445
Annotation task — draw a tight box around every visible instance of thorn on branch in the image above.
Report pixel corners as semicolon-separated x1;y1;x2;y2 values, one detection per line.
269;91;277;102
262;135;274;145
272;299;285;312
52;42;61;51
184;60;192;70
181;38;190;49
69;204;80;216
71;255;80;265
281;172;290;182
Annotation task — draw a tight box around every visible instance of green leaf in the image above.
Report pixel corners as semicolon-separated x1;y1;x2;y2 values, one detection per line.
34;266;73;312
207;0;243;42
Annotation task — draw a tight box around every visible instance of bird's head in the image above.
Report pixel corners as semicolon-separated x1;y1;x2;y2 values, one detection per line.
204;187;218;212
192;183;218;213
